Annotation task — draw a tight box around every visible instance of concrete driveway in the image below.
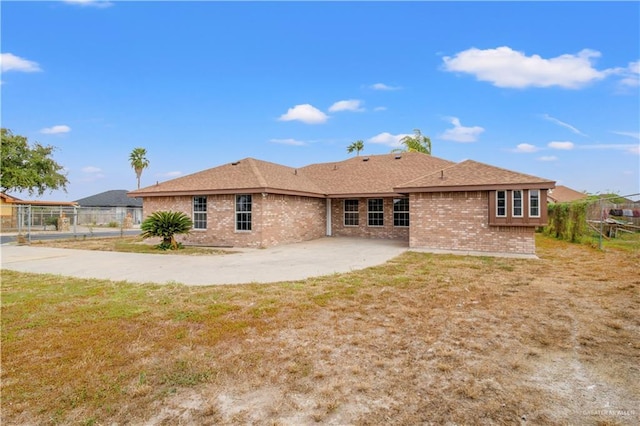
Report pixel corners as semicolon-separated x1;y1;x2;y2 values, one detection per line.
1;237;408;286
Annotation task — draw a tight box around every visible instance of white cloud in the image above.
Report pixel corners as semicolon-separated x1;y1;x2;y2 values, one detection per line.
370;83;401;91
278;104;328;124
618;60;639;88
1;53;42;72
439;117;484;143
367;132;411;148
442;46;611;89
81;166;101;173
628;146;640;155
269;138;305;146
40;125;71;134
612;131;640;140
538;156;558;162
374;106;387;112
328;99;364;113
548;141;575;150
79;166;105;182
513;143;540;153
580;143;639;152
63;0;113;8
157;171;182;178
542;114;587;137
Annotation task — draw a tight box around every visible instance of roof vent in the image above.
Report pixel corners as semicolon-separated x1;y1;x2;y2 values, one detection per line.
362;157;370;162
440;170;445;180
395;155;402;160
231;161;240;166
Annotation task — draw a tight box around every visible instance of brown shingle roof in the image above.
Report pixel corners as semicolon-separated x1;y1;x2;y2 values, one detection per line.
129;154;555;198
395;160;555;192
547;185;588;203
129;158;326;197
300;152;455;197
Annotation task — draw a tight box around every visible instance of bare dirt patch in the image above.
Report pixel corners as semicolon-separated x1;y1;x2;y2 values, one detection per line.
29;236;235;255
2;236;638;425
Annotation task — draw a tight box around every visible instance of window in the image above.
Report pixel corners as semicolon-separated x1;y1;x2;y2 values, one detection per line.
344;200;359;226
496;191;506;217
368;199;384;226
236;194;252;231
193;196;207;229
512;190;523;217
490;189;546;226
393;198;409;227
530;190;540;217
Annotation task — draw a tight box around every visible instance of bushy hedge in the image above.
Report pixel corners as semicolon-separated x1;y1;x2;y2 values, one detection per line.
543;200;589;243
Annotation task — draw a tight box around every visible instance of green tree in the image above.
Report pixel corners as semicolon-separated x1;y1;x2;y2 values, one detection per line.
347;140;364;156
140;211;193;250
129;147;149;189
0;128;69;196
392;129;432;155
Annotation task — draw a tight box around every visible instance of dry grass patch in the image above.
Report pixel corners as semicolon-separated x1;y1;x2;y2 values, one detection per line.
29;236;234;255
2;235;639;425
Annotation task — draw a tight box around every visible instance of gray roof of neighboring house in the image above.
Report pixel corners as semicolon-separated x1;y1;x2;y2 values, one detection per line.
76;190;143;207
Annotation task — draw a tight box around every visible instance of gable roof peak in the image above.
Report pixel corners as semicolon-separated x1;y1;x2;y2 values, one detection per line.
396;158;555;191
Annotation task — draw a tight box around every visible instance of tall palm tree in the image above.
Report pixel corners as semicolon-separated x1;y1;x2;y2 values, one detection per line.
347;140;365;156
129;147;149;189
392;129;432;155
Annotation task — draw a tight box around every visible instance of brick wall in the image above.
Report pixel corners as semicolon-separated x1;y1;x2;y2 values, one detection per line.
409;191;536;255
330;197;410;241
260;194;326;247
141;193;325;248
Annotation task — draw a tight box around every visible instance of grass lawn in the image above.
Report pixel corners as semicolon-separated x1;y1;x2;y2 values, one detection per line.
1;235;639;425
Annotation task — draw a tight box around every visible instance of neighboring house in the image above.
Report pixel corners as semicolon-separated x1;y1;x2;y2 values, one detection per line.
128;153;555;255
75;190;143;225
1;192;78;230
547;185;588;203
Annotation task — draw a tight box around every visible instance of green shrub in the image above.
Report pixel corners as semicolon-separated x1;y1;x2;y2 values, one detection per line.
108;221;119;228
140;211;193;250
44;217;58;230
544;200;589;242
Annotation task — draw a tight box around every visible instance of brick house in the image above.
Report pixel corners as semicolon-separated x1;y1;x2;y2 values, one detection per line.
128;152;554;255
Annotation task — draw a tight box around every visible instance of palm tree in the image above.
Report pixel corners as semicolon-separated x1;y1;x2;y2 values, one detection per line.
129;147;149;189
140;211;193;250
392;129;432;155
347;140;365;156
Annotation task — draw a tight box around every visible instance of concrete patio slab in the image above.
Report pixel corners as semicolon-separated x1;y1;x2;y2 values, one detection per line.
1;237;408;286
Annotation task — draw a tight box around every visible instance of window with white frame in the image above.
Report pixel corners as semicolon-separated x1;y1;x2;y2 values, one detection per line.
193;196;207;229
529;189;540;217
235;194;252;231
368;198;384;226
512;190;523;217
393;198;409;227
496;191;507;217
344;199;359;226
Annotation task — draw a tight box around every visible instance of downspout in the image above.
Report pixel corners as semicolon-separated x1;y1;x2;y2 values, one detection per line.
326;198;332;236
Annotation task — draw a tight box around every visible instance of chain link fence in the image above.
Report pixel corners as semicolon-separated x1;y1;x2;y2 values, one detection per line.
1;204;142;242
585;193;640;249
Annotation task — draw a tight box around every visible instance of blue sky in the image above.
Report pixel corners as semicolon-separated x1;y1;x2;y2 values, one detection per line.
2;1;639;201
